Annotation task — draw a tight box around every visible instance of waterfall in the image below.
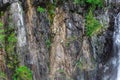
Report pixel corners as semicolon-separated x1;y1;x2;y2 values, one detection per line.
114;13;120;80
10;2;27;65
100;12;120;80
11;2;27;47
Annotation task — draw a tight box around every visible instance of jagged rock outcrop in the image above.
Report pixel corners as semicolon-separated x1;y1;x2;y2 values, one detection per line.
0;0;117;80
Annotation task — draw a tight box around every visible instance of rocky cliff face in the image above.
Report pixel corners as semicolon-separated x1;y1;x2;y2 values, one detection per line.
0;0;119;80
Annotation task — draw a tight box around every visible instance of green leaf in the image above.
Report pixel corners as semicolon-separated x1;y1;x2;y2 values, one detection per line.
13;66;33;80
0;35;5;42
0;72;7;80
0;22;3;27
37;6;45;13
0;29;4;33
86;9;102;37
45;39;51;48
8;33;17;43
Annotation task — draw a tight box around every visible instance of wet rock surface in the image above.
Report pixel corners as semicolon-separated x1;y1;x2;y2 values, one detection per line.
0;0;117;80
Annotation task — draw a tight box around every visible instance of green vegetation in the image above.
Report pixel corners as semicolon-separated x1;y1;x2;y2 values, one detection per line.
0;22;5;47
0;66;32;80
6;25;18;70
74;0;104;37
74;0;103;7
0;15;29;80
66;41;70;47
45;39;51;49
86;0;103;7
0;20;18;80
76;60;83;70
46;2;56;24
86;9;102;37
0;11;5;17
13;66;32;80
74;0;103;37
0;16;32;80
3;16;19;76
37;6;46;13
74;0;85;5
65;36;78;47
37;2;55;24
0;22;3;26
0;72;7;80
57;69;64;73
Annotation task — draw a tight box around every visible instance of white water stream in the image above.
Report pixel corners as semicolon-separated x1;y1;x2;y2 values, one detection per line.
11;2;27;47
10;2;27;65
114;13;120;80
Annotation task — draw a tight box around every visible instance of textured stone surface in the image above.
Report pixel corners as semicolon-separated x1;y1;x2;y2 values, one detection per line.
0;0;115;80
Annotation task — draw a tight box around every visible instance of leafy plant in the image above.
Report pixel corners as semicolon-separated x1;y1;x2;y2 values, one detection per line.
0;72;7;80
13;66;32;80
86;9;102;37
8;32;17;43
86;0;103;7
74;0;85;5
76;60;83;70
0;22;3;26
74;0;103;7
0;22;5;46
45;39;51;49
37;6;45;13
46;2;56;24
6;26;18;70
4;17;18;75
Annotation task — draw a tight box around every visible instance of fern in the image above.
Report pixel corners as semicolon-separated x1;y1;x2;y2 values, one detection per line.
13;66;32;80
37;6;45;13
86;9;102;36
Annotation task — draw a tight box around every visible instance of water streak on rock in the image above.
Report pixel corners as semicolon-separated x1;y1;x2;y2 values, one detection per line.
114;13;120;80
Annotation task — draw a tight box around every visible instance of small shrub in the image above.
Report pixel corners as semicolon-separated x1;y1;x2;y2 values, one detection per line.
74;0;85;5
6;26;18;70
37;6;45;13
45;39;51;49
13;66;32;80
46;3;56;24
86;9;102;37
86;0;103;7
0;72;7;80
0;22;5;47
74;0;103;7
0;22;3;26
8;32;17;43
